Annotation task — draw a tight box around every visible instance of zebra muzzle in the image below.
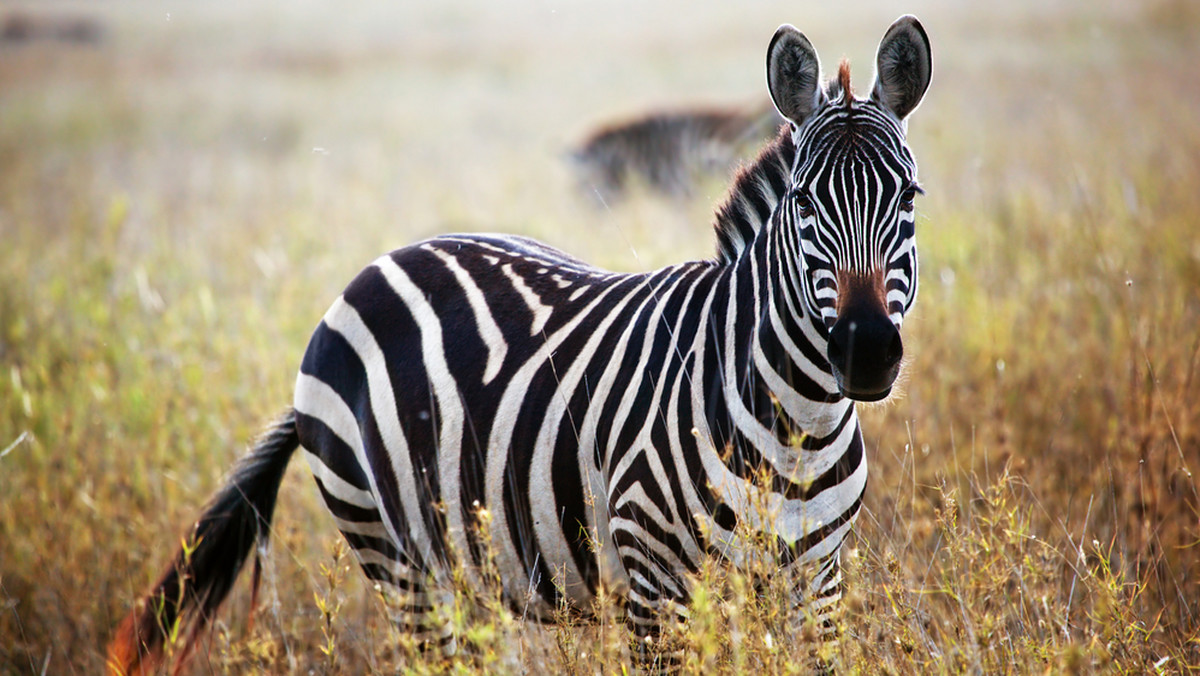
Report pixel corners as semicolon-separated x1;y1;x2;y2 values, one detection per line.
827;305;903;402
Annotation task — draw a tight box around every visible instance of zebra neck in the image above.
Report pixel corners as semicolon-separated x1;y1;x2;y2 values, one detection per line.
747;211;848;439
694;124;851;481
697;242;848;487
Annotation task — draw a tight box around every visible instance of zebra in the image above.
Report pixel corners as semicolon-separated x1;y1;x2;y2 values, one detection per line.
570;101;783;202
108;15;931;674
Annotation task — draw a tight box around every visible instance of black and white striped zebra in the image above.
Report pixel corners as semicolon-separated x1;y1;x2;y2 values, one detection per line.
570;101;783;202
110;15;932;674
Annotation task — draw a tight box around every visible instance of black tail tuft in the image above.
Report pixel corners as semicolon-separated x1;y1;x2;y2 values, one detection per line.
108;409;300;675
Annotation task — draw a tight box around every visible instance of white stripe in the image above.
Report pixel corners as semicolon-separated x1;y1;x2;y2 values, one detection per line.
720;264;809;475
303;449;375;509
501;263;553;336
356;547;415;579
527;274;660;602
598;271;689;465
332;515;390;538
572;275;692;594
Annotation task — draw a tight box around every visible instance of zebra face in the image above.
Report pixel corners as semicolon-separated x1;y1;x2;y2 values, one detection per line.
767;16;931;402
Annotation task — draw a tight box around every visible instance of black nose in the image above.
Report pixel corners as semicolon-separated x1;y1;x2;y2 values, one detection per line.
827;310;903;401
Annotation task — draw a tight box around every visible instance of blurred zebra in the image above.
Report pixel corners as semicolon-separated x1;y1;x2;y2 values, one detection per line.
570;101;783;202
109;15;931;674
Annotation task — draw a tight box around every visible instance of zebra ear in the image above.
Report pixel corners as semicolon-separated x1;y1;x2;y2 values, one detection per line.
870;15;932;122
766;25;824;127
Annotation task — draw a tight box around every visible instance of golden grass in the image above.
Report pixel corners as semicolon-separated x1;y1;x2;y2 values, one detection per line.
1;1;1198;673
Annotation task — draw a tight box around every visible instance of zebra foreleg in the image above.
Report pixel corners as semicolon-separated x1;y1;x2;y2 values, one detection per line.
788;551;845;673
625;583;690;673
611;530;692;672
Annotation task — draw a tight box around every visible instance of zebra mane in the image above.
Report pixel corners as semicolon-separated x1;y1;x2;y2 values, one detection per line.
833;59;854;105
712;125;794;263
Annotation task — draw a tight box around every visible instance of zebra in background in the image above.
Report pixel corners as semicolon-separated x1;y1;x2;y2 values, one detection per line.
570;101;783;203
109;15;932;674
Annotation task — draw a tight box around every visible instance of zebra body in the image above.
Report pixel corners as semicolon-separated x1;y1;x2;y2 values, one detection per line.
295;220;861;625
109;15;931;674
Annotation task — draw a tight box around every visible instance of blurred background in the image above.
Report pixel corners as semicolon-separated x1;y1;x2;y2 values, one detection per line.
1;0;1198;672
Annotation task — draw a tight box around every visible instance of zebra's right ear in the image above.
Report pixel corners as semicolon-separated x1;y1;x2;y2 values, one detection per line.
766;25;824;128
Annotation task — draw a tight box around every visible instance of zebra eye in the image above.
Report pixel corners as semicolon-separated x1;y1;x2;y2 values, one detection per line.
899;185;923;211
795;192;814;218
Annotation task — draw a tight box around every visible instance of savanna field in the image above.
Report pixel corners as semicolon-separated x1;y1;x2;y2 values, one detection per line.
2;1;1199;673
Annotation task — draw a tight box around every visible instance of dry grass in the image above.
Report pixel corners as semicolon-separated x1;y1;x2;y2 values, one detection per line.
1;1;1198;673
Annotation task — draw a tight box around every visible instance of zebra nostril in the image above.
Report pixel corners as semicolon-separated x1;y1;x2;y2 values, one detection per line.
885;332;904;369
826;322;849;373
829;312;902;391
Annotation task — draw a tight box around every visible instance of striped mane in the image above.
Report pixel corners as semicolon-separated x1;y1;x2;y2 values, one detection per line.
712;125;794;263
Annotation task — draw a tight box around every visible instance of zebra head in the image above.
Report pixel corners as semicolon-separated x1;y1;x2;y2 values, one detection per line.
767;16;932;402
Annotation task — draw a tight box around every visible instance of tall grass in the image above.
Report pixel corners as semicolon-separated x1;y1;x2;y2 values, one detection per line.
1;1;1197;673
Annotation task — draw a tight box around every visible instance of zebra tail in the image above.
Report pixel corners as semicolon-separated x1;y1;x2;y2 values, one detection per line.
106;408;300;676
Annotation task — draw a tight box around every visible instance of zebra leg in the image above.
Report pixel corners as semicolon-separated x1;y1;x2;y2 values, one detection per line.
308;479;454;655
610;526;691;672
302;430;456;655
355;550;455;654
625;573;690;672
334;528;461;658
789;549;845;673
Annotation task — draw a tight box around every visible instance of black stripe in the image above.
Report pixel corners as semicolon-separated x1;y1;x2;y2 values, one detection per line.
312;477;380;524
295;407;370;492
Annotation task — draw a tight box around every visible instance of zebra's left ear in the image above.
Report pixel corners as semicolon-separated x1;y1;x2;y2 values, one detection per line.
870;15;932;122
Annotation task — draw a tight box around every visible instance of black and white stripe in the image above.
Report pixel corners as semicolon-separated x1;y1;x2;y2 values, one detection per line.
109;16;933;674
